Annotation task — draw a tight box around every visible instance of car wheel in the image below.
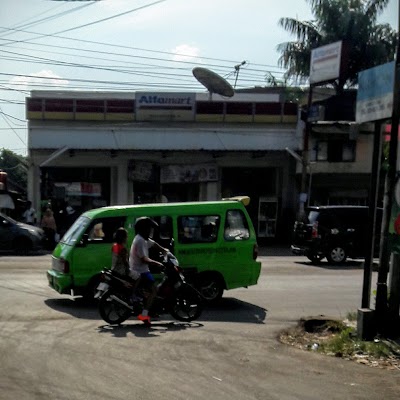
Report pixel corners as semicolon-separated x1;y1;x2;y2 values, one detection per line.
327;246;347;264
307;253;325;264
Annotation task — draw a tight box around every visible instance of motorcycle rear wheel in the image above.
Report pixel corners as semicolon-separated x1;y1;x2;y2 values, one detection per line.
98;291;131;325
170;286;203;322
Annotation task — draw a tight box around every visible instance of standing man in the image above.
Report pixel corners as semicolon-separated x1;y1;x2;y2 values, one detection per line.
22;201;36;225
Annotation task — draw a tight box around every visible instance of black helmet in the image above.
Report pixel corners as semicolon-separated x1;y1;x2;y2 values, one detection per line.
134;216;158;239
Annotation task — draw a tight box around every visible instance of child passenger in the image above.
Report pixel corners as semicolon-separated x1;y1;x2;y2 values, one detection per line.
111;227;140;294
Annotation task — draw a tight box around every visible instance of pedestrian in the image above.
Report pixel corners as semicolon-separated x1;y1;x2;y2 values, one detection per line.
41;208;57;250
22;201;36;225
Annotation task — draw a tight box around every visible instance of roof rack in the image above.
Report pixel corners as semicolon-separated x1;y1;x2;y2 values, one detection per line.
222;196;250;206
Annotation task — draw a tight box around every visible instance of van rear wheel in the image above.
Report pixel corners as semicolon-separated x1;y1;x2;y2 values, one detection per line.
196;273;224;303
327;246;347;264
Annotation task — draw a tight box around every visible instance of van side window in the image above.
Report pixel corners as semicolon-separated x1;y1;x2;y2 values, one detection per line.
150;216;173;241
86;217;126;243
224;210;249;241
178;215;220;244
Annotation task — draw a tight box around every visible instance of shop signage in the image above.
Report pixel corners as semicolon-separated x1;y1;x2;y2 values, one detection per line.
135;92;195;121
128;161;157;183
356;61;395;123
54;182;101;197
310;41;342;84
160;164;218;184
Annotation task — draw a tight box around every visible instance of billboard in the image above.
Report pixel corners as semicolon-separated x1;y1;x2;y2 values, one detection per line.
356;61;395;123
310;41;342;84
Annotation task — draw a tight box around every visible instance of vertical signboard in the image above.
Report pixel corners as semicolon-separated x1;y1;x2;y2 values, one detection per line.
356;61;395;123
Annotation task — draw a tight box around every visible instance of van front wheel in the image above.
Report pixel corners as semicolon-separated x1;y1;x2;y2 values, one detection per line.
196;273;224;303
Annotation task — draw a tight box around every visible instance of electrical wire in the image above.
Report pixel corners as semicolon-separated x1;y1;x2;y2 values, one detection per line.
0;2;93;38
0;106;26;146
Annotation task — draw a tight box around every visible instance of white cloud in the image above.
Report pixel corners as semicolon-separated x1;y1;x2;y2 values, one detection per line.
9;70;69;90
171;44;201;62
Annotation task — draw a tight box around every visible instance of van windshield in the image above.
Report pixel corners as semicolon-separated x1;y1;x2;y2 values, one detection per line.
61;215;91;245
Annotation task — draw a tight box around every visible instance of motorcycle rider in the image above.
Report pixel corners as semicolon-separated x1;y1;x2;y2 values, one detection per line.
129;216;168;324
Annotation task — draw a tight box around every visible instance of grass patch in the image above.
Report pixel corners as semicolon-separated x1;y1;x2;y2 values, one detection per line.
279;316;400;369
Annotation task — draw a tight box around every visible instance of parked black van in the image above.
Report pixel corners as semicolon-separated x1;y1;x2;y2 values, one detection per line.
291;206;383;265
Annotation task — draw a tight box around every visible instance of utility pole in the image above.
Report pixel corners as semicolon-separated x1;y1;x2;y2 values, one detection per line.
299;86;313;221
375;3;400;335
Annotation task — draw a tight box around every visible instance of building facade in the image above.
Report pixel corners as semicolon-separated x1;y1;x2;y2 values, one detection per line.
25;89;378;243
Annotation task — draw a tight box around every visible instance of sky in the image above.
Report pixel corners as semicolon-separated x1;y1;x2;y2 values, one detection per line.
0;0;398;156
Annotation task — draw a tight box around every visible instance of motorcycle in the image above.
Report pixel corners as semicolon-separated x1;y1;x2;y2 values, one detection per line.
96;252;203;325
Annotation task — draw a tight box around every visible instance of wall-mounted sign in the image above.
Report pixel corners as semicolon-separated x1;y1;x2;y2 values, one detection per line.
356;61;395;124
310;41;342;84
128;161;157;183
135;92;195;122
160;164;218;184
54;182;101;197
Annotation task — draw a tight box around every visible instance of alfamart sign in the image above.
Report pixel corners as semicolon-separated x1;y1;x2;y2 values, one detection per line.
136;92;195;121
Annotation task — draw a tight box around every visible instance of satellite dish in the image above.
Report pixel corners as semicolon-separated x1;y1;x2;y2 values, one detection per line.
192;67;234;99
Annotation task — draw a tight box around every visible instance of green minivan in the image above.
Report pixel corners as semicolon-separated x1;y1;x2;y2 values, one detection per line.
47;196;261;302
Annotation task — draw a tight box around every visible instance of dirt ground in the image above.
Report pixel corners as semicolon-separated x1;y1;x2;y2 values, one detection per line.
278;317;400;371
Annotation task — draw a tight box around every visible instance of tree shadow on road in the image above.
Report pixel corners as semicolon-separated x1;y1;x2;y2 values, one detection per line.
97;321;203;338
199;297;267;324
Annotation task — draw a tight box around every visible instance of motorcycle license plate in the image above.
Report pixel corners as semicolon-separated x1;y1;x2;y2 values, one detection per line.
96;282;109;291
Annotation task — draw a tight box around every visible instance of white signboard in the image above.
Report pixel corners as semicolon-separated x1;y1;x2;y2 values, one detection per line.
356;61;395;123
310;41;342;84
160;164;218;184
135;92;195;121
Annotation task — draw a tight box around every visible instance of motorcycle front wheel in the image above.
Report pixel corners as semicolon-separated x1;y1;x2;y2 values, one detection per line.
98;290;131;325
170;285;203;322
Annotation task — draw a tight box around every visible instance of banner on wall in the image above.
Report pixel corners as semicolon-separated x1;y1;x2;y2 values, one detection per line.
128;161;157;183
160;164;218;184
54;182;101;197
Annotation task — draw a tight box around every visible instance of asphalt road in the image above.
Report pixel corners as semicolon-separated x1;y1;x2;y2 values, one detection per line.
0;253;399;400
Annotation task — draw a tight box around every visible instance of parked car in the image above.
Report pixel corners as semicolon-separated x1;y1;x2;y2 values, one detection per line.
291;206;383;265
0;212;45;254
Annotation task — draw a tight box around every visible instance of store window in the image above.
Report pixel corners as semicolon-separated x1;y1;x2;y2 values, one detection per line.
313;140;356;162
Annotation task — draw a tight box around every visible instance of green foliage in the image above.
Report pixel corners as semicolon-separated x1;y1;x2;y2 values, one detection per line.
277;0;397;90
0;148;28;191
319;326;397;359
346;311;358;321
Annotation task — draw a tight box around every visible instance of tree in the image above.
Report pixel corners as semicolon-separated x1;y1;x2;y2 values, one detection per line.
0;148;28;192
277;0;397;91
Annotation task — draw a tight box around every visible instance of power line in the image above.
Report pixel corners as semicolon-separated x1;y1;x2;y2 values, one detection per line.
1;0;167;46
0;2;94;38
0;106;26;146
0;26;284;71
